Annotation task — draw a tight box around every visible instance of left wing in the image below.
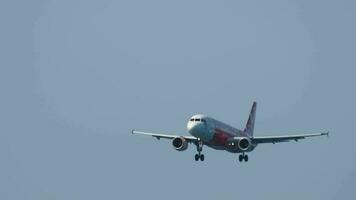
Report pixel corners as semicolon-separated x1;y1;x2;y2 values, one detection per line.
132;130;198;143
252;131;329;144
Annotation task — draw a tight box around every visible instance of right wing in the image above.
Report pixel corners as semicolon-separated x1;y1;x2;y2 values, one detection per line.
132;130;199;143
252;131;329;144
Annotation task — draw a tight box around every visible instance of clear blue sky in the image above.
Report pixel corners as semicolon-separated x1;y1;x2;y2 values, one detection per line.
1;0;356;199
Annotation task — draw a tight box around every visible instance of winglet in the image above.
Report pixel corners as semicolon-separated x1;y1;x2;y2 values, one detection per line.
325;131;330;137
321;131;329;137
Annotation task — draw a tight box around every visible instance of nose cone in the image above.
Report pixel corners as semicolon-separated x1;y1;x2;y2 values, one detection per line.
187;122;206;138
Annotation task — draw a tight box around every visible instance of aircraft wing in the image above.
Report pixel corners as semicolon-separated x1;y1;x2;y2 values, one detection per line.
252;131;329;144
132;130;199;142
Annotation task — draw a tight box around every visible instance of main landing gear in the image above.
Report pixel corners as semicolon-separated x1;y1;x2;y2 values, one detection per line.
194;140;204;161
238;153;248;162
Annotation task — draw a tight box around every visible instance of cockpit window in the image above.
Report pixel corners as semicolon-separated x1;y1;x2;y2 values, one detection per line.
191;118;206;122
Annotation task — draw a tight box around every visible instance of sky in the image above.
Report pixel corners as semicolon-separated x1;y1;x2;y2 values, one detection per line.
1;0;356;199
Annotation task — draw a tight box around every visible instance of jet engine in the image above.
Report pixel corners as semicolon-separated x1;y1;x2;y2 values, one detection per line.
237;137;251;151
172;137;188;151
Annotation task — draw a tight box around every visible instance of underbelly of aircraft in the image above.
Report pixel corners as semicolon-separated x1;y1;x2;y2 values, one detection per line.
204;128;254;153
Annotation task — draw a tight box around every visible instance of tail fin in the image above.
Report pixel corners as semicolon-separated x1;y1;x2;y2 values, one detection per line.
244;101;257;137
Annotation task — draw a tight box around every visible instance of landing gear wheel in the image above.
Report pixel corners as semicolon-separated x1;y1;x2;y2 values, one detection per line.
200;154;205;161
244;155;248;162
195;154;199;161
239;155;243;162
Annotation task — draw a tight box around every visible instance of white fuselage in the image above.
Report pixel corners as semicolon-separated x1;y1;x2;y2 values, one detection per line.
187;114;256;153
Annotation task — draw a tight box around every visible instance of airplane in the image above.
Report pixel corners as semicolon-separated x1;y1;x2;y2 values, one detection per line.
132;102;328;162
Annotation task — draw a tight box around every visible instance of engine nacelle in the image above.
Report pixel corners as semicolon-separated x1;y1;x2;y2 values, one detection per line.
172;137;188;151
237;137;252;151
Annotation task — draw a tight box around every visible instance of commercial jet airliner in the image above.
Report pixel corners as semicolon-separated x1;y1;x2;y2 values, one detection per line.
132;102;328;162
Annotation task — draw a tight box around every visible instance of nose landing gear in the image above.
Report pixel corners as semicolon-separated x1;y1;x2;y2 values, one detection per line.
194;140;204;161
238;153;248;162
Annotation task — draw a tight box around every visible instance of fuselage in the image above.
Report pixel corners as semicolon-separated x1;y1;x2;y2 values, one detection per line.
187;114;256;153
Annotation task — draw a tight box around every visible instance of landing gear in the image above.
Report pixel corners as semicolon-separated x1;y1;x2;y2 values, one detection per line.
194;140;204;161
195;154;199;161
195;153;204;161
200;154;205;161
238;153;248;162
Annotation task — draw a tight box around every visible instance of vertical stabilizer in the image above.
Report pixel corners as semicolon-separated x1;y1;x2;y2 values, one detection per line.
244;102;257;137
